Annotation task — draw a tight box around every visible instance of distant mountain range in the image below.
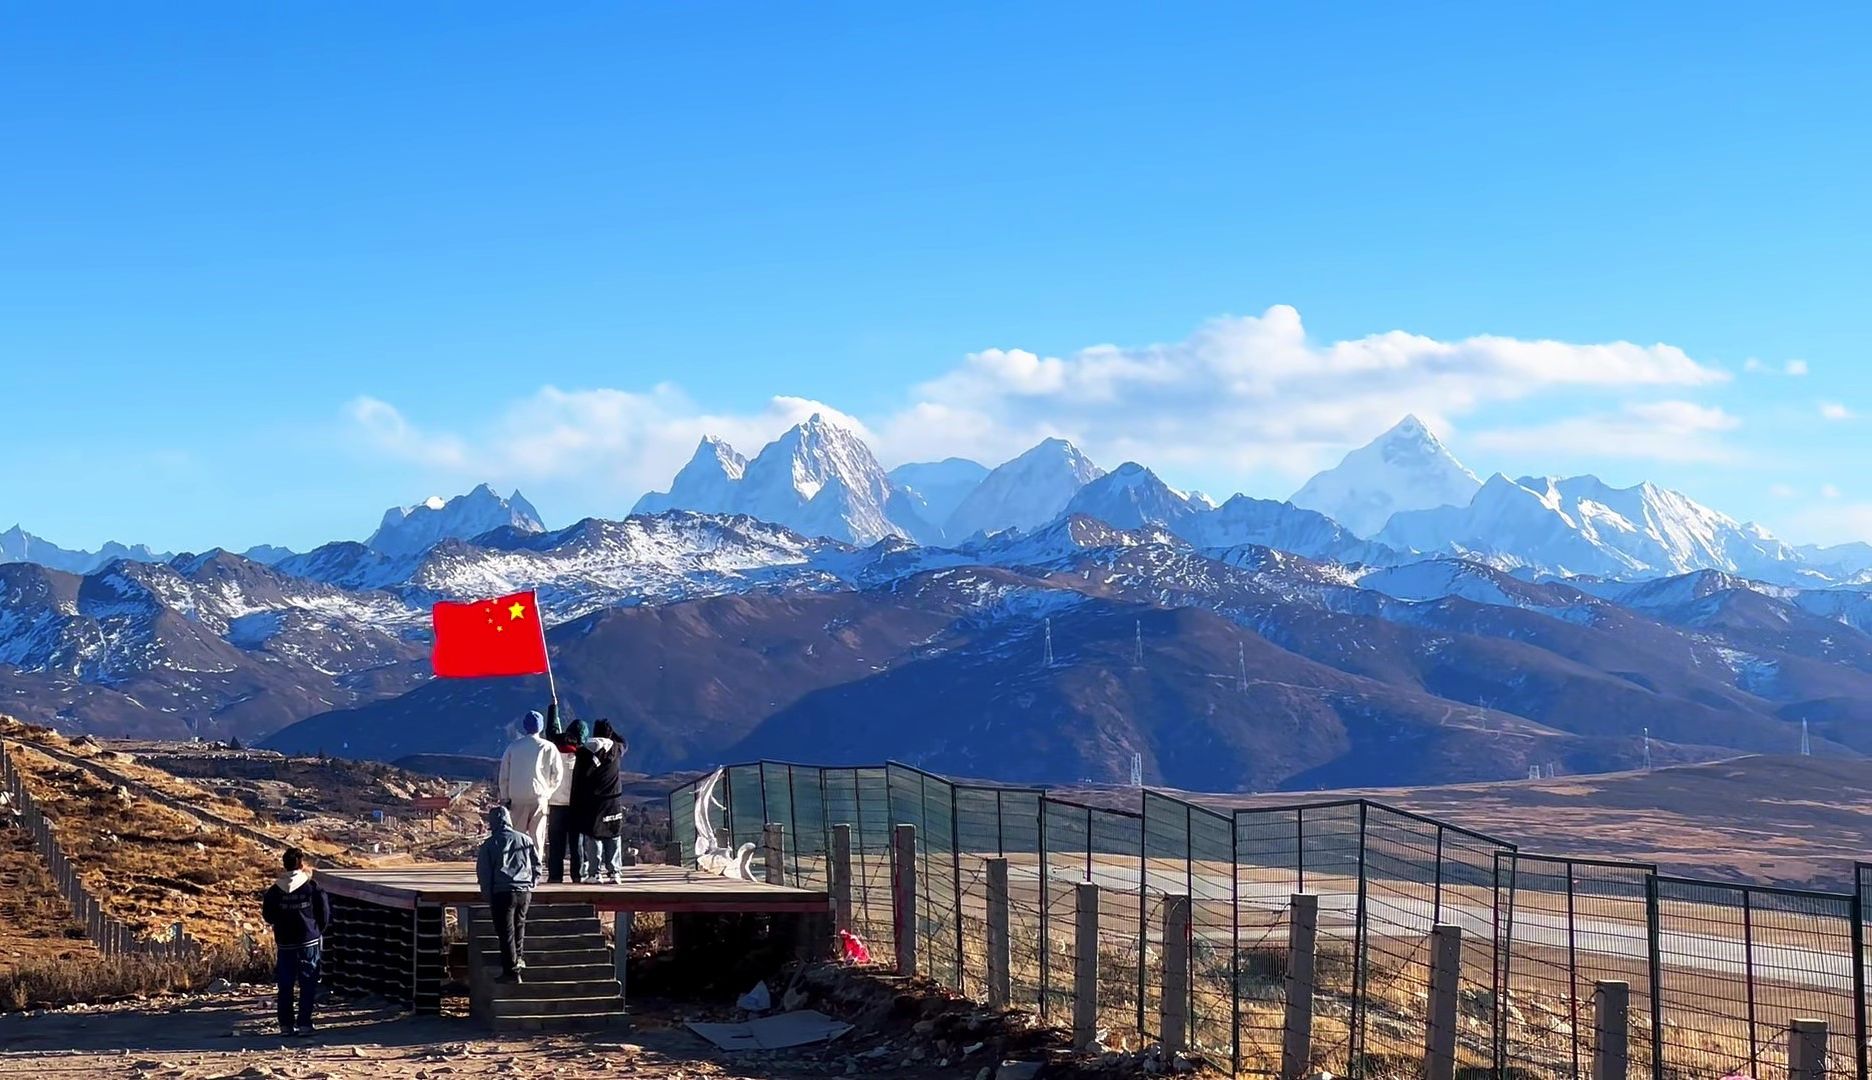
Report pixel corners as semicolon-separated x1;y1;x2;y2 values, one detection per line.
6;412;1872;789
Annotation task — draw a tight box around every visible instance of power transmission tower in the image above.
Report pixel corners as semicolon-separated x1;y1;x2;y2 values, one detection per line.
1237;642;1248;692
1642;727;1652;772
1043;618;1055;668
1129;753;1143;788
1527;765;1541;780
1134;620;1143;668
1802;718;1812;756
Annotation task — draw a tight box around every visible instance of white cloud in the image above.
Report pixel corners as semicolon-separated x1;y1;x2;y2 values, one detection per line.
1744;358;1809;376
1819;401;1854;421
883;304;1727;475
344;304;1734;500
344;387;865;500
1468;401;1742;465
1822;483;1843;499
1786;501;1872;545
1769;483;1798;499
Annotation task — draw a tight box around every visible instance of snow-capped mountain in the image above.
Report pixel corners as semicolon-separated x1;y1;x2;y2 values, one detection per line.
1179;494;1399;565
1;526;171;575
366;484;545;557
888;458;989;527
1061;463;1207;532
1379;473;1803;581
944;438;1105;540
1290;415;1482;538
633;436;747;516
630;416;922;545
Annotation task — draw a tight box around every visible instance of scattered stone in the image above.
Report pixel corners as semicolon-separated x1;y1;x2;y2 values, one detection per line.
205;977;232;993
998;1062;1043;1080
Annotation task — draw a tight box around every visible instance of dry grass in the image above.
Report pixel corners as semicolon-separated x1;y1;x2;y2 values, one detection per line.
6;740;283;946
0;937;272;1012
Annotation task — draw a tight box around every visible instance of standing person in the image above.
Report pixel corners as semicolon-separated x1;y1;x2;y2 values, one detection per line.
575;719;629;884
261;846;331;1037
542;706;580;883
476;805;540;984
497;709;561;855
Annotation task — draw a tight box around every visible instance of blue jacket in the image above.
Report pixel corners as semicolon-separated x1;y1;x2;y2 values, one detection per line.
477;805;540;896
262;870;332;950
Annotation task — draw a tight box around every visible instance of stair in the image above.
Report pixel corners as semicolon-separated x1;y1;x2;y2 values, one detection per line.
464;902;626;1034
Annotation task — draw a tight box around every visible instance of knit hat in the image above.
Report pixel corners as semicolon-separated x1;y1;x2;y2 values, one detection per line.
521;710;544;736
569;719;589;743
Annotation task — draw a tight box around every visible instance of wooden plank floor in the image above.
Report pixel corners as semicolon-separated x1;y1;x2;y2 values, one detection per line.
319;862;831;913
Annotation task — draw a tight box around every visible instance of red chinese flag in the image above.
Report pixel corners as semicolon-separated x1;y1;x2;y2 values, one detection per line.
431;590;550;678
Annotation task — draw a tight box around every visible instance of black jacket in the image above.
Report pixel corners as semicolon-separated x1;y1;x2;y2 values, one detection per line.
262;870;332;950
571;738;625;839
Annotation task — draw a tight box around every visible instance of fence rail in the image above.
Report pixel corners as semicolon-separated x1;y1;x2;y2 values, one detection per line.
1;740;202;961
674;759;1872;1078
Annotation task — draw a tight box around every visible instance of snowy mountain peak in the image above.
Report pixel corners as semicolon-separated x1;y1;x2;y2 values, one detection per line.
634;436;748;516
734;415;908;544
1062;463;1204;531
1;525;171;575
944;437;1106;540
1290;415;1482;538
367;485;546;557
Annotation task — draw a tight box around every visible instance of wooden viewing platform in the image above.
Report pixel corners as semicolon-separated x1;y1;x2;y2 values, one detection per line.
319;862;830;914
316;863;832;1020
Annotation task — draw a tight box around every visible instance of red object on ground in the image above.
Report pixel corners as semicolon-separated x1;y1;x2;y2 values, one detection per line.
837;929;872;965
431;590;550;678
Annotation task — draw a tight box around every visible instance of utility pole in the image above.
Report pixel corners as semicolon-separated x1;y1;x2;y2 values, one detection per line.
1043;618;1055;668
1237;642;1248;692
1802;718;1812;757
1642;727;1652;772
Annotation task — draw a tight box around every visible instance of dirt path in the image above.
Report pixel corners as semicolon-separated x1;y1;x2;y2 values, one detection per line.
0;991;993;1079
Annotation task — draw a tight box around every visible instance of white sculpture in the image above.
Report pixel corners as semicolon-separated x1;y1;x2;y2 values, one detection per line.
691;768;759;881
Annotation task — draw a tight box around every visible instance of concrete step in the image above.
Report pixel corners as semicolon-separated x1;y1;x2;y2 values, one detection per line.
488;1012;628;1035
487;992;626;1017
472;977;622;1002
471;945;610;967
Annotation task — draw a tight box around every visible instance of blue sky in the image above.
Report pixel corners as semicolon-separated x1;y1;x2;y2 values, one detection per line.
4;4;1870;552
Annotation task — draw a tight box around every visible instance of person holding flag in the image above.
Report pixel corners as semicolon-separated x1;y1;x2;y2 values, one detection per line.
431;590;563;851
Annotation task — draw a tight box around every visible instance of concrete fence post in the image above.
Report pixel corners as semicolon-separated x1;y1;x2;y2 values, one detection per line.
715;827;732;851
1424;924;1463;1080
985;856;1010;1008
1283;893;1319;1080
763;822;785;886
892;823;917;976
830;824;854;934
1161;892;1191;1057
1789;1018;1828;1080
1073;880;1100;1050
1592;980;1629;1080
664;840;683;867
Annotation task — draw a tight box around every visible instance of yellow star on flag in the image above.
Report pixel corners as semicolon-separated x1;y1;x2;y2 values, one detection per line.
509;601;527;620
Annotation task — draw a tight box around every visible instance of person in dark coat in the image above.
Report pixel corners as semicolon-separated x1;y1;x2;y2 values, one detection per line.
541;704;580;883
261;846;332;1036
477;804;540;983
573;719;628;883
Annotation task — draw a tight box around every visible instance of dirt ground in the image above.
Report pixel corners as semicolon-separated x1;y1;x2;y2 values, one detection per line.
0;981;1080;1080
0;822;93;970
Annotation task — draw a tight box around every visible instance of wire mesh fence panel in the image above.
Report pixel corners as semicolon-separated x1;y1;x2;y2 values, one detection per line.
758;762;796;880
824;766;894;961
1087;803;1145;1051
1233;804;1305;1074
1043;798;1091;1024
1652;877;1858;1080
1496;855;1655;1080
953;785;1017;1000
1301;803;1364;1077
887;764;962;989
1001;789;1045;1013
1187;802;1237;1070
1358;806;1440;1078
1142;791;1193;1046
1860;864;1872;1080
1434;826;1509;1074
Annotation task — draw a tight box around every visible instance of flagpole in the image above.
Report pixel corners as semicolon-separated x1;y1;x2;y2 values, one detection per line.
533;594;558;707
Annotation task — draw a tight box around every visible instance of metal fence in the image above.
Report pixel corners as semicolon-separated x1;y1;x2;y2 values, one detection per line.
671;761;1872;1078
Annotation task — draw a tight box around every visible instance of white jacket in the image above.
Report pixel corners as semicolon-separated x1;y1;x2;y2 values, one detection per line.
547;740;576;807
498;733;563;806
